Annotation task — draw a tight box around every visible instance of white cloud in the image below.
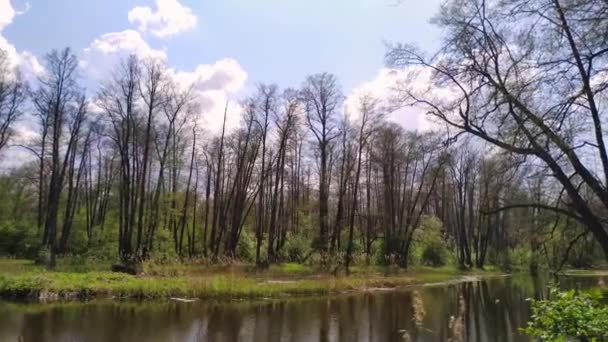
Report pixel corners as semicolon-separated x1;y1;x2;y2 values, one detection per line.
0;1;42;170
0;0;29;32
0;0;42;79
171;59;247;94
169;59;248;133
81;28;248;134
128;0;197;38
82;0;246;135
0;0;16;31
80;29;167;81
0;117;39;172
346;68;429;132
0;36;43;77
346;67;454;132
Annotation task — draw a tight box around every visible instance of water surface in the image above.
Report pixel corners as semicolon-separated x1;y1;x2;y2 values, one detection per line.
0;275;605;341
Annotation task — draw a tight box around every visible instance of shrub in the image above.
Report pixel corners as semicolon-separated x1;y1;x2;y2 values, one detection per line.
0;222;40;258
522;287;608;341
280;231;312;262
421;245;444;267
416;216;447;267
35;247;51;265
236;230;256;262
376;237;402;266
495;247;535;273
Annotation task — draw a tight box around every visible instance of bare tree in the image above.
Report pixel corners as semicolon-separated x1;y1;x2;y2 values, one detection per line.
135;59;168;255
252;84;278;264
33;48;86;268
387;0;608;258
98;55;141;263
267;89;299;262
301;72;343;255
0;49;26;154
345;94;381;272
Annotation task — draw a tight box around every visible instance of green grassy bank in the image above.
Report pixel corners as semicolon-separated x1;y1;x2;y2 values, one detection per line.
0;258;501;302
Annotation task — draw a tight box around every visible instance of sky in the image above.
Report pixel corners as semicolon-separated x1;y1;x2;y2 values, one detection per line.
0;0;444;152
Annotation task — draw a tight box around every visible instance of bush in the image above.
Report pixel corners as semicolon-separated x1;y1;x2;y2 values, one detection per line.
416;216;448;267
522;287;608;341
280;231;312;262
376;237;402;266
495;250;513;272
0;222;40;258
236;230;256;262
35;247;51;265
495;247;535;273
421;245;444;267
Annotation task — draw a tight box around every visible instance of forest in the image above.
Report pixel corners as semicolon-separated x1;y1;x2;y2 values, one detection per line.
1;0;608;340
0;0;607;278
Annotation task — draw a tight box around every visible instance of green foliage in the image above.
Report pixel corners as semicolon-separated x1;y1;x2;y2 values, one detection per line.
152;226;178;259
35;247;51;265
421;247;444;267
510;247;532;271
376;236;403;266
494;247;531;273
278;213;315;263
236;230;256;262
142;258;188;277
522;287;608;341
0;257;481;301
280;231;312;262
84;230;119;261
0;222;40;258
414;216;448;267
59;255;112;273
374;239;391;265
268;262;312;275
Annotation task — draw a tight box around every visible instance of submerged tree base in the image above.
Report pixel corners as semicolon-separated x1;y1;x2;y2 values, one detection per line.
0;258;502;302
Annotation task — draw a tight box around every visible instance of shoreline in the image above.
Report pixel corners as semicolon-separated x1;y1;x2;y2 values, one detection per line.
0;259;505;303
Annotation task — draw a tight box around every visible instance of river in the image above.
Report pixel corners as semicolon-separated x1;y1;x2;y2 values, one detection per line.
0;274;605;341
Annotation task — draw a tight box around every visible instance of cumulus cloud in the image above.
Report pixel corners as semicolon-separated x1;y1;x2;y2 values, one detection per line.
170;58;248;133
173;59;247;94
1;119;38;171
0;0;43;79
346;68;428;131
346;67;451;132
80;28;248;134
81;0;247;135
80;29;167;81
0;0;17;30
0;1;43;170
128;0;197;38
76;0;248;138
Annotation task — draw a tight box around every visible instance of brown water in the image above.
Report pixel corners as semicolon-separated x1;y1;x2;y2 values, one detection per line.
0;275;605;342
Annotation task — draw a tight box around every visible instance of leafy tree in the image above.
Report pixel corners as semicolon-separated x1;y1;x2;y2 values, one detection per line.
522;288;608;341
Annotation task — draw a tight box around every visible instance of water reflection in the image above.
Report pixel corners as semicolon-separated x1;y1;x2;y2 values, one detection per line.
0;275;605;342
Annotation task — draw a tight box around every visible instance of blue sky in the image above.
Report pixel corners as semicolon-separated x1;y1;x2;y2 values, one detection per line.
0;0;445;147
3;0;442;91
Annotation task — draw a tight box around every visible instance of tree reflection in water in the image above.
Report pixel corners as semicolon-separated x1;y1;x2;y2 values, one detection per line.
0;275;603;342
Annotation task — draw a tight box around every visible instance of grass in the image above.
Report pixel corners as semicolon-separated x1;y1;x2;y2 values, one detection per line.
0;258;503;302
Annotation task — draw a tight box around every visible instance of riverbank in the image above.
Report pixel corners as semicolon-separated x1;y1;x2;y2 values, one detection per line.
0;258;504;302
